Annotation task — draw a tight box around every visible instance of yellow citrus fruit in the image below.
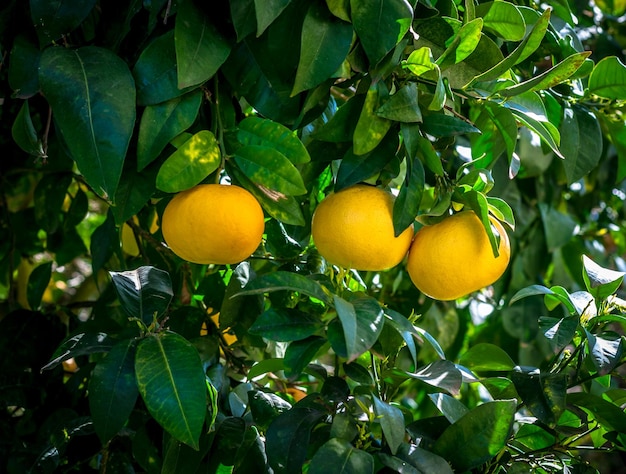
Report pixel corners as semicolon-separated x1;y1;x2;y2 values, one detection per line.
161;184;264;265
121;222;140;256
311;184;414;271
406;210;511;301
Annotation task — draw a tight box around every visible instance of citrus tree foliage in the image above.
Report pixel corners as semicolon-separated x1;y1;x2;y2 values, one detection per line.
1;0;626;472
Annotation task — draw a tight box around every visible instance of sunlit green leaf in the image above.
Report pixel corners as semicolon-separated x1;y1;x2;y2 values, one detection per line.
459;343;515;372
476;1;525;41
135;332;206;449
588;56;626;99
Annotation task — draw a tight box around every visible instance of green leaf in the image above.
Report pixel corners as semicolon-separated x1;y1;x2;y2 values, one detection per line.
230;0;256;41
377;83;423;123
8;35;41;98
333;295;384;362
249;308;324;341
539;316;578;350
109;266;173;324
175;0;231;89
227;164;305;226
582;255;625;300
42;332;115;371
255;0;291;36
382;444;453;474
477;1;526;41
351;0;413;65
336;132;398;190
433;400;516;471
567;392;626;433
238;117;310;164
353;84;393;155
373;396;405;455
89;338;139;444
588;56;626;99
247;358;286;380
137;90;203;171
156;130;221;193
308;438;375;474
384;309;446;361
471;103;517;169
234;145;307;196
585;330;624;375
135;332;206;449
248;390;292;430
393;156;424;236
436;18;483;69
284;336;327;377
538;203;577;251
512;369;567;427
401;360;462;395
39;46;135;201
26;261;52;311
459;343;515;372
559;105;603;184
237;271;333;305
401;125;444;176
133;31;194;106
292;2;352;96
403;46;437;76
313;95;365;142
12;101;44;157
30;0;97;45
509;108;563;159
112;164;158;225
499;52;591;97
421;114;481;137
430;393;470;424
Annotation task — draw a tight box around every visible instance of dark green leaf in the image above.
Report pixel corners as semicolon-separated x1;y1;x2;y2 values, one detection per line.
384;443;453;474
33;172;71;234
471;103;517;169
513;423;556;451
30;0;97;45
401;360;462;395
539;316;578;350
39;46;135;201
110;266;173;324
250;308;323;341
27;261;52;311
353;84;392;155
237;271;333;305
421;113;481;137
112;163;158;225
247;358;286;380
373;395;405;455
284;336;327;377
230;0;257;41
238;117;310;164
234;426;273;473
227;164;306;226
12;101;44;157
333;295;384;362
137;90;203;171
585;330;624;375
433;399;516;471
235;145;307;196
313;95;365;142
292;2;352;95
133;31;194;106
384;308;446;360
401;124;444;176
459;343;515;372
308;438;375;474
135;332;206;449
248;390;293;430
255;0;291;35
512;369;567;427
393;156;424;237
8;35;40;98
588;56;626;100
266;405;327;473
538;203;577;251
175;0;231;88
156;130;221;193
560;105;603;184
377;83;423;123
510;284;555;304
429;393;470;423
509;107;563;159
351;0;413;65
89;338;139;444
42;332;114;371
336;132;398;191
